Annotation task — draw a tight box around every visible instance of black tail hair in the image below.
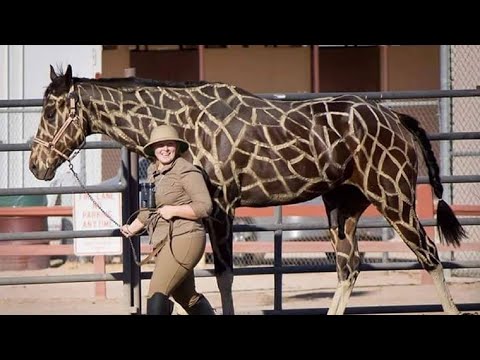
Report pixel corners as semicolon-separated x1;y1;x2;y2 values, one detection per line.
399;113;466;247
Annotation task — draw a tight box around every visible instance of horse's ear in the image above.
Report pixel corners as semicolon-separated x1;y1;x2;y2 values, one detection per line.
50;65;58;81
64;64;73;87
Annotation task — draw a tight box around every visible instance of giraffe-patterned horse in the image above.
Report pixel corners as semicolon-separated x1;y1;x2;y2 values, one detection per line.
29;65;466;315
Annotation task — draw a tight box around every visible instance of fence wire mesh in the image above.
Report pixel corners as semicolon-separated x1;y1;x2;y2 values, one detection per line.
450;45;480;276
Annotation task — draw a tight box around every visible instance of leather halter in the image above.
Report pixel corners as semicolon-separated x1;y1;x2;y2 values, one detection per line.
33;85;81;161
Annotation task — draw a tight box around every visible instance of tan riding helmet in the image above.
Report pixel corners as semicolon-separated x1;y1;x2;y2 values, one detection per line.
143;125;189;157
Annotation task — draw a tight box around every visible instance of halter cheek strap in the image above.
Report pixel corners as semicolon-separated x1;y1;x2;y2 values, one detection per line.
33;85;81;160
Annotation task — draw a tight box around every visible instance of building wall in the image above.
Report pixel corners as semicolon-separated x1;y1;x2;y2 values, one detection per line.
317;46;380;92
102;45;442;92
386;45;440;90
204;46;311;93
130;49;199;81
101;45;131;78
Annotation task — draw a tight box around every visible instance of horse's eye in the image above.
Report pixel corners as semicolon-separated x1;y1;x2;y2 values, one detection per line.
44;108;56;121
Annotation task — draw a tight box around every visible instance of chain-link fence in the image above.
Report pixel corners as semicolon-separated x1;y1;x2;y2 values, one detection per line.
450;45;480;276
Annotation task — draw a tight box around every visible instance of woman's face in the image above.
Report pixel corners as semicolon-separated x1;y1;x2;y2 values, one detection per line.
153;140;178;165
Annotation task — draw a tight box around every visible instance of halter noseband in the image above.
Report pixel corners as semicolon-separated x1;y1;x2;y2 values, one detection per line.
33;85;81;161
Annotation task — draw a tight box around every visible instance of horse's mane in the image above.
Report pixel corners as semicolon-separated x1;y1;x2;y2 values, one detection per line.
75;77;212;89
44;69;216;98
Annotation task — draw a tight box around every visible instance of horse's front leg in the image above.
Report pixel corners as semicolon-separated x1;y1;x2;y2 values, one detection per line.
206;213;235;315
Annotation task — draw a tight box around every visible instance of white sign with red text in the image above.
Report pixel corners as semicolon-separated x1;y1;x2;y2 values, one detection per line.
73;193;122;256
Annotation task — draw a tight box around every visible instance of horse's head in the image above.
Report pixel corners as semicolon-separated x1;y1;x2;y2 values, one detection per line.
29;65;88;180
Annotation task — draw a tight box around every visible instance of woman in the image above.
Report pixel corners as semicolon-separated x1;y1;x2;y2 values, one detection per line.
120;125;215;315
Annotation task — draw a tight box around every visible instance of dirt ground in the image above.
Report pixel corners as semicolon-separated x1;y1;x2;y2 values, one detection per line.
0;261;479;315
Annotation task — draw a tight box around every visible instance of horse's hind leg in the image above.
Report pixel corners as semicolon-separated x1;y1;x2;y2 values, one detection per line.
367;189;459;314
323;186;371;315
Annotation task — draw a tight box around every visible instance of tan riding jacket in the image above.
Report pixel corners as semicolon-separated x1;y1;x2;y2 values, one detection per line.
136;157;213;247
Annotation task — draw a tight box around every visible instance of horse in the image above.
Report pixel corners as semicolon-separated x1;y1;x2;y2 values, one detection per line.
29;65;466;314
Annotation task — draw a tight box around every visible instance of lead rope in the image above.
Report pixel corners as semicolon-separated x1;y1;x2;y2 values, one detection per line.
67;152;227;267
66;155;151;266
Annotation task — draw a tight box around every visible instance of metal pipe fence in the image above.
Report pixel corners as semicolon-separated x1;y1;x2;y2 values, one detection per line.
1;88;479;315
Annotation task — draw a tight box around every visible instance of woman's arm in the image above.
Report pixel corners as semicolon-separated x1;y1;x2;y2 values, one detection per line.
157;204;199;220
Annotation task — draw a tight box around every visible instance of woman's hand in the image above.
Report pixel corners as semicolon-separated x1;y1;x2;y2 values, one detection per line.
120;224;134;238
120;219;145;237
157;205;175;220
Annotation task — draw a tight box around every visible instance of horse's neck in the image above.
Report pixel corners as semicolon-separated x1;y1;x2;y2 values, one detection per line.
78;84;193;153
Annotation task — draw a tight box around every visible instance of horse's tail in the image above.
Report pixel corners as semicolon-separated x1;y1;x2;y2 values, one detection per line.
399;113;466;247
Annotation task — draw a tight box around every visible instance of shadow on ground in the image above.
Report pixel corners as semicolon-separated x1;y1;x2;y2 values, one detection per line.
288;289;371;301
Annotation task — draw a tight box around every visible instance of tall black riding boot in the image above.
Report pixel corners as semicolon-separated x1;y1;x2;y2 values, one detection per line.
186;294;215;315
147;293;174;315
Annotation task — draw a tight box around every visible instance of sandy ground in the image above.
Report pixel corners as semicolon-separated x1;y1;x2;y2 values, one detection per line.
0;261;479;315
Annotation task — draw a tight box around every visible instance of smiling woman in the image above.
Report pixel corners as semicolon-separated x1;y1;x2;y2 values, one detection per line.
119;124;215;315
